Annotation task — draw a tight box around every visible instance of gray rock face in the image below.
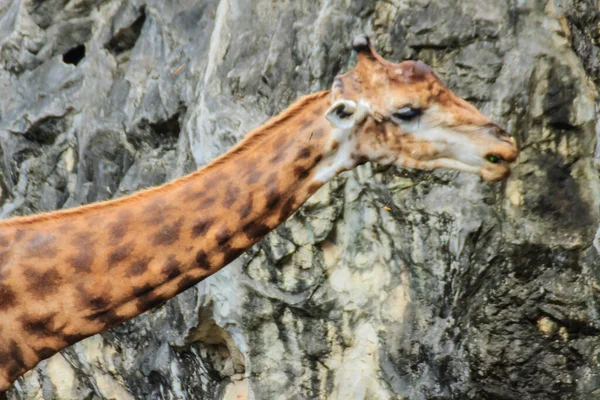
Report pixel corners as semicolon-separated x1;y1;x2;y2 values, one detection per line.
1;0;599;399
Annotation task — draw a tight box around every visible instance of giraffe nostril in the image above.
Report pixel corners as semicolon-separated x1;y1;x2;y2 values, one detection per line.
484;124;512;142
499;130;513;142
493;126;512;142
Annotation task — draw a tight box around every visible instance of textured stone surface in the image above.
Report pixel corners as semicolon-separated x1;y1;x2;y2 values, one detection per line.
1;0;599;399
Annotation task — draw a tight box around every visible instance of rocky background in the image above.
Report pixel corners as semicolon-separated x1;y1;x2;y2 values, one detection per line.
1;0;599;399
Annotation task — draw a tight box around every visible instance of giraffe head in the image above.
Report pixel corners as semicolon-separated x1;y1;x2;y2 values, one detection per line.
325;35;517;182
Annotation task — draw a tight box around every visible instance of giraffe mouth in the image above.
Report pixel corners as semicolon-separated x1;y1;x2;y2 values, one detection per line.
480;162;512;182
395;156;513;182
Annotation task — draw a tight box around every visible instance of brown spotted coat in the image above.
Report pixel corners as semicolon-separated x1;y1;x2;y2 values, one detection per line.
0;35;518;392
0;91;334;391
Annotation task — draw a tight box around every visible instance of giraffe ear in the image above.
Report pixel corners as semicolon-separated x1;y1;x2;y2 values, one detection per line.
325;100;358;129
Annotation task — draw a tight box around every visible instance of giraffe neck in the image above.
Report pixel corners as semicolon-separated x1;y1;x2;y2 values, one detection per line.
0;90;358;391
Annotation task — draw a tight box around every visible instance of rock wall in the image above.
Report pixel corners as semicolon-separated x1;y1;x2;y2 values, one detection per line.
1;0;599;399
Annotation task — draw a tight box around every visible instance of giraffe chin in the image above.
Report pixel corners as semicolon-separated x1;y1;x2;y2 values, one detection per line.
480;164;512;182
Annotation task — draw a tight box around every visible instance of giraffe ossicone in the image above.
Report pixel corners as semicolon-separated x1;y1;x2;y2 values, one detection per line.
0;35;517;392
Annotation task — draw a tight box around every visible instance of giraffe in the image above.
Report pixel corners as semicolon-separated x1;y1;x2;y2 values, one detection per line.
0;35;517;392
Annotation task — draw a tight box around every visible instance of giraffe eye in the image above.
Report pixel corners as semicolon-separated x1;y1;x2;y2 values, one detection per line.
335;105;353;119
392;107;422;121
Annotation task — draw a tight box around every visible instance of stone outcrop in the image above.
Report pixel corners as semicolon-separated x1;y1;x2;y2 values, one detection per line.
1;0;599;398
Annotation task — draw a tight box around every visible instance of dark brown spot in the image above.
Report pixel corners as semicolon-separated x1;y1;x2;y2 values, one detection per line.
128;257;152;277
270;152;287;164
162;256;182;279
297;147;311;159
68;249;95;272
0;284;17;310
84;308;122;328
26;269;61;299
0;341;25;378
222;245;245;265
144;199;168;224
69;232;95;272
237;194;254;219
0;344;12;367
280;195;297;219
132;284;154;298
37;347;57;360
191;216;213;238
300;120;312;130
196;196;216;211
195;250;211;270
353;154;369;165
72;231;93;246
267;192;281;209
108;241;134;266
9;341;25;369
215;227;232;246
137;294;168;312
20;314;56;337
60;333;89;346
152;217;183;246
243;221;271;239
25;232;57;258
108;219;129;246
177;275;199;292
88;296;110;310
294;166;310;179
7;363;22;381
202;173;221;189
144;198;164;213
331;140;339;150
223;186;240;208
75;283;111;311
247;171;262;184
313;154;323;164
265;177;281;209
